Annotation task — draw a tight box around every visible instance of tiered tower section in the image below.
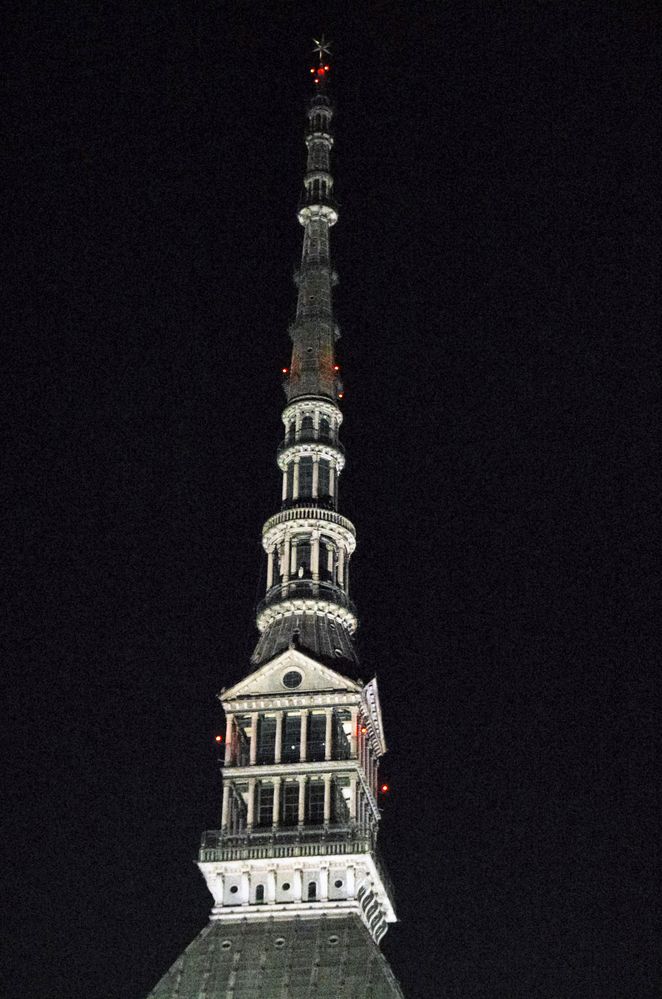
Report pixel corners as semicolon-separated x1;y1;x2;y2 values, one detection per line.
196;49;399;955
251;66;359;672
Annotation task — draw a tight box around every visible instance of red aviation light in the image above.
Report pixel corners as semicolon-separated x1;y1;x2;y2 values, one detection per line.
317;67;325;76
281;367;289;375
333;364;340;372
214;735;223;743
360;725;367;735
380;783;390;794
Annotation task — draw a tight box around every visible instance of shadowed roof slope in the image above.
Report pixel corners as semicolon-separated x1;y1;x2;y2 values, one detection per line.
147;915;404;998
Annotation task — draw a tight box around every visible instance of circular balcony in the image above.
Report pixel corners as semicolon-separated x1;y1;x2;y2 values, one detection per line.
277;432;344;463
261;506;356;552
256;579;357;633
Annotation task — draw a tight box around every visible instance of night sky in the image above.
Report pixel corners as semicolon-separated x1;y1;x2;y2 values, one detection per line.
6;4;658;998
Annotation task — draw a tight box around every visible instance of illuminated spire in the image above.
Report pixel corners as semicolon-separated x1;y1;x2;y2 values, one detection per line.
145;42;404;999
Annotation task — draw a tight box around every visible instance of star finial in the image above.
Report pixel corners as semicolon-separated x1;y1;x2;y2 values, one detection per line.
312;35;332;65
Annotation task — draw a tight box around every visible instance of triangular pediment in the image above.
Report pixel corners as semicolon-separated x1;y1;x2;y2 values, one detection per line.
221;648;362;704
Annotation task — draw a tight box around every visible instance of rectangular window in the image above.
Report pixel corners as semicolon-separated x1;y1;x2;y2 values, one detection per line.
281;782;299;826
257;784;274;827
307;713;326;762
257;716;276;765
286;463;294;502
282;714;301;763
298;457;313;498
306;780;325;825
333;712;351;760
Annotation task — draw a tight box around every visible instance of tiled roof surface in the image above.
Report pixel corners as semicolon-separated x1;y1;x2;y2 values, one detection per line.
251;612;359;672
147;915;404;998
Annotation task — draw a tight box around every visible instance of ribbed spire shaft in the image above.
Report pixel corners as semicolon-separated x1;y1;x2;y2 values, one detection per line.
288;90;340;402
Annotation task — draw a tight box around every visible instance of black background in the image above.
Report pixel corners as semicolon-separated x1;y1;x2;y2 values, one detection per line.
5;3;659;998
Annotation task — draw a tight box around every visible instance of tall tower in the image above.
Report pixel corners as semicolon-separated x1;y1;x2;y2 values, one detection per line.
147;40;404;999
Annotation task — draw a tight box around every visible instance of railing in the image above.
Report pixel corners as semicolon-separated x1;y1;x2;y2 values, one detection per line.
256;580;357;618
199;824;374;863
199;825;395;904
277;434;345;457
263;506;355;536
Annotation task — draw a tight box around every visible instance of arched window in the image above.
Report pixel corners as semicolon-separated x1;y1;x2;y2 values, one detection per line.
318;460;330;499
319;417;331;441
298;457;313;497
255;884;265;904
307;881;317;901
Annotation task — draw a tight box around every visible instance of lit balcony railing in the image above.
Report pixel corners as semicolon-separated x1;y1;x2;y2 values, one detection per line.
277;433;344;458
198;824;395;903
256;579;356;618
200;823;372;862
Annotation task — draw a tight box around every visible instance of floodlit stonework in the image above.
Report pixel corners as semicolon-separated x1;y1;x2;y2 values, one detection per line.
147;42;404;999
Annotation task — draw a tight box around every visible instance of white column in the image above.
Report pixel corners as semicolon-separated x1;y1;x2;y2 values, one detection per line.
312;455;319;497
329;462;336;499
221;782;231;828
266;548;274;589
267;870;276;903
297;775;307;825
249;713;258;765
274;712;283;763
324;708;333;761
311;532;320;581
320;867;329;901
346;865;356;899
247;777;256;828
349;774;358;821
323;774;332;824
281;470;287;502
350;707;358;758
240;871;249;905
293;457;300;499
283;536;291;583
273;776;281;827
224;713;233;765
293;868;303;903
338;547;345;587
299;710;308;762
216;873;225;906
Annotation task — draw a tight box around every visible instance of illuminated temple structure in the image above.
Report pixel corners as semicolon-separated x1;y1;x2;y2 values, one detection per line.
147;40;404;998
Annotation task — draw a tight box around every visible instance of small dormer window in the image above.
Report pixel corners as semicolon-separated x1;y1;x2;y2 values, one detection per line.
282;670;303;689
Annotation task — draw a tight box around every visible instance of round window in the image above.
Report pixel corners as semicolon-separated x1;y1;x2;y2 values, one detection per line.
229;885;239;894
221;940;232;950
282;670;302;689
281;882;291;891
334;879;343;888
274;938;285;948
328;935;339;945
